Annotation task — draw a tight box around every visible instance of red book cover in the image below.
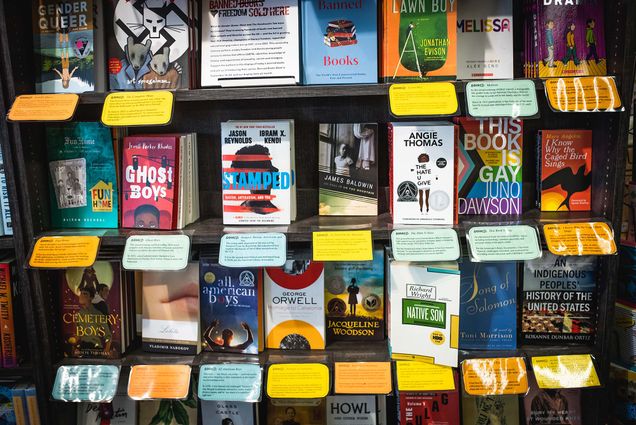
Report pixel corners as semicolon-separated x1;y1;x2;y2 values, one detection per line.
399;373;460;425
121;135;179;229
0;262;16;367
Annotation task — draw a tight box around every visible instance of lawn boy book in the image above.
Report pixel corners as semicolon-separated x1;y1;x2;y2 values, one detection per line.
389;122;457;225
456;117;523;215
523;377;582;425
46;122;118;229
461;394;519;425
538;129;592;212
459;261;517;350
200;261;260;355
201;0;300;87
222;120;296;225
33;0;105;93
267;399;325;425
301;0;377;84
522;253;598;345
201;401;255;425
264;260;325;350
327;396;376;425
77;395;137;425
325;249;384;343
319;123;378;216
381;0;457;82
398;373;460;425
388;258;460;367
457;0;513;80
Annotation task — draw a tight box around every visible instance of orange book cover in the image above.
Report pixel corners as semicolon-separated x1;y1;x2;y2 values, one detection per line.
0;262;16;367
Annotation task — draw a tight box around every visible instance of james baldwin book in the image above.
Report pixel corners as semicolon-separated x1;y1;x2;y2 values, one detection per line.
523;376;582;425
462;394;520;425
398;372;460;425
327;396;376;425
201;401;255;425
319;123;378;216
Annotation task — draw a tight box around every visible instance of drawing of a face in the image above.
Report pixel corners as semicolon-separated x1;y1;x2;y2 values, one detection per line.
143;4;167;38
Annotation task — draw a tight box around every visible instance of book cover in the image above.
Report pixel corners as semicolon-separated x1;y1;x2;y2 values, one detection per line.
612;302;636;370
0;148;10;236
267;399;325;425
522;253;597;345
60;262;123;359
457;0;513;80
77;395;137;425
318;123;378;216
142;264;200;354
609;363;636;424
381;0;457;82
539;130;592;212
264;260;325;350
46;122;118;229
325;249;384;343
398;374;460;425
221;120;294;225
301;0;377;84
388;260;460;367
10;382;27;425
459;261;517;350
0;262;17;368
0;383;16;425
326;396;376;425
138;396;197;425
24;385;40;425
462;394;519;425
121;135;178;229
200;261;260;355
201;401;255;425
389;122;457;225
456;118;523;215
523;378;581;425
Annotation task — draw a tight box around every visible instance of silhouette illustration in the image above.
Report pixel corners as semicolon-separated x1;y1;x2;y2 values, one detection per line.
203;320;254;352
542;164;591;210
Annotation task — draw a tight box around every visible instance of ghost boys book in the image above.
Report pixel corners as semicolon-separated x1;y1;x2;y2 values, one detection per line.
301;0;377;84
46;122;118;229
201;401;255;425
318;123;378;216
327;396;376;425
398;373;460;425
389;122;457;225
264;260;325;350
461;394;519;425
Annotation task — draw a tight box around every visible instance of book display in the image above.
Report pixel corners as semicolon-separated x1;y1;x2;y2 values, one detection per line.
0;0;633;424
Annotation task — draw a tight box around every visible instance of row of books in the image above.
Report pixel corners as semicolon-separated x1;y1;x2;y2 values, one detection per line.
0;150;12;236
2;380;40;425
32;0;608;93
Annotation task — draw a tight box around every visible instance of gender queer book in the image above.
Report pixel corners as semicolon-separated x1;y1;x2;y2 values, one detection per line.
267;399;325;425
457;0;513;80
398;373;460;425
381;0;457;82
264;260;325;350
201;401;255;425
388;259;460;367
523;377;582;425
201;0;300;87
538;130;592;212
459;261;517;350
46;122;118;229
389;122;457;225
319;123;378;216
301;0;377;84
462;394;519;425
199;261;260;355
327;396;376;425
325;249;384;343
221;120;296;225
32;0;105;93
522;253;597;345
77;395;137;425
456;117;523;215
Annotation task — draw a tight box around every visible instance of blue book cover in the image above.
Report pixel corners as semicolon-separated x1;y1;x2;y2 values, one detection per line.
0;383;16;425
459;261;517;350
301;0;377;84
200;261;260;355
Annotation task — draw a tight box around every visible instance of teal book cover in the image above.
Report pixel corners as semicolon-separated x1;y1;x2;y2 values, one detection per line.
46;122;118;228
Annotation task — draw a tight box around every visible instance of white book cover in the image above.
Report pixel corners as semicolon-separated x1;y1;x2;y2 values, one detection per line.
201;0;300;87
390;123;456;225
389;260;460;367
457;0;513;80
222;120;294;225
327;396;377;425
201;401;255;425
77;395;137;425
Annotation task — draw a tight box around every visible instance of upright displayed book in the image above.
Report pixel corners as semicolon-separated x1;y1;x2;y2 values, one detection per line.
201;401;255;425
301;0;377;84
612;302;636;370
381;0;457;81
327;396;376;425
399;374;460;425
267;399;325;425
538;129;592;212
139;397;198;425
201;0;300;87
456;118;523;215
523;378;582;425
462;394;520;425
389;122;457;225
318;123;378;216
77;395;137;425
32;0;105;93
46;122;118;229
221;120;296;225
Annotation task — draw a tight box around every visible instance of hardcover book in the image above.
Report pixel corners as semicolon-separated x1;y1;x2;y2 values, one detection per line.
462;394;520;425
201;401;255;425
399;374;460;425
326;396;376;425
318;123;378;216
77;395;137;425
523;378;582;425
456;118;523;215
381;0;457;82
264;260;325;350
522;253;597;345
538;130;592;212
46;122;118;229
267;399;325;425
301;0;377;84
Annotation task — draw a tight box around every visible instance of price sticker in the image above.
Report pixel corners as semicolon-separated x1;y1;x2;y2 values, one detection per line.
531;355;600;389
128;365;191;400
543;222;617;256
29;236;100;268
266;363;330;399
396;361;455;392
7;94;78;122
462;357;528;395
101;91;174;127
313;230;372;261
389;83;458;117
123;234;191;270
334;362;392;394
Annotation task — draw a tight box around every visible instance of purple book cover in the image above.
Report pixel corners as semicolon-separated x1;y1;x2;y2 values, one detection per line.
523;376;582;425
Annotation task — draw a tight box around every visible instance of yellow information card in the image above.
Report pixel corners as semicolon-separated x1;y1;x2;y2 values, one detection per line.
531;355;600;389
101;91;174;127
389;83;458;117
462;357;528;396
334;362;392;394
128;365;191;400
312;230;373;261
396;361;455;392
29;236;100;268
545;77;622;112
544;222;617;256
7;94;78;122
266;363;330;399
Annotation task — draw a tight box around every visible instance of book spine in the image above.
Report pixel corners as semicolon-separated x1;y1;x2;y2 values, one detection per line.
388;123;394;219
11;388;27;425
0;167;11;235
536;131;542;209
25;386;41;425
0;263;16;367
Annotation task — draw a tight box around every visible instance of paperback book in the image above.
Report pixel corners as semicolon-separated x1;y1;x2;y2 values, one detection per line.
0;148;11;235
77;395;137;425
398;373;460;425
609;363;636;424
201;401;255;425
523;377;582;425
462;394;519;425
327;396;376;425
0;260;20;368
139;396;198;425
267;399;325;425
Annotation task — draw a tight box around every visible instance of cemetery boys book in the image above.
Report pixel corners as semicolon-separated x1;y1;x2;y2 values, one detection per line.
201;401;255;425
318;123;378;216
46;122;118;229
462;394;520;425
301;0;377;84
398;372;460;425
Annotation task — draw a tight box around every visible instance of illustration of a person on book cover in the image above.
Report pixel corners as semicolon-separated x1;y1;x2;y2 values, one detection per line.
203;320;254;352
544;20;556;68
75;285;113;357
562;22;580;66
347;278;359;316
585;19;599;64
